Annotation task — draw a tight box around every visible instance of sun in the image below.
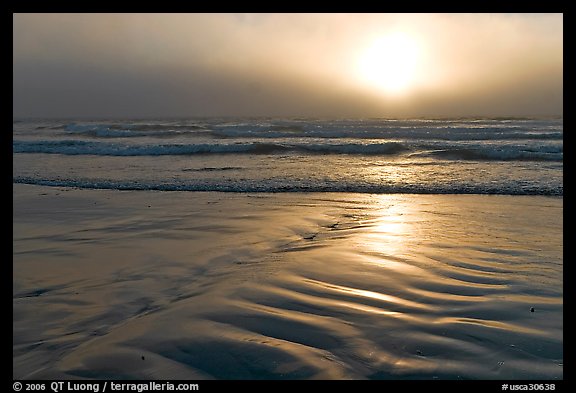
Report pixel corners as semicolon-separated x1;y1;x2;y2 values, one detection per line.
356;32;422;96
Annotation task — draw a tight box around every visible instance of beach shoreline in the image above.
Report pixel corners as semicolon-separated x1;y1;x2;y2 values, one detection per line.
13;184;563;379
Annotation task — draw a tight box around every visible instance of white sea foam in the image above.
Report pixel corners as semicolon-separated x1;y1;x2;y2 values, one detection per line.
12;175;562;196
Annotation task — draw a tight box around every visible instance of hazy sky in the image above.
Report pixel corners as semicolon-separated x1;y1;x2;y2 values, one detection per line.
13;13;563;118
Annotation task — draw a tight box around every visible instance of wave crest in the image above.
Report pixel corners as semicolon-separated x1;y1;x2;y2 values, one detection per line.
13;139;562;161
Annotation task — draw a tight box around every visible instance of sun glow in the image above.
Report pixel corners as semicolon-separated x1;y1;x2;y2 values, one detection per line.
356;32;422;96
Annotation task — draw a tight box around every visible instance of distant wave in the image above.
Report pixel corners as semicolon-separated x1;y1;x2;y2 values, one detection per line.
13;139;562;161
12;140;408;157
417;147;563;162
12;176;562;196
13;140;285;156
61;123;211;138
212;127;563;141
50;122;563;141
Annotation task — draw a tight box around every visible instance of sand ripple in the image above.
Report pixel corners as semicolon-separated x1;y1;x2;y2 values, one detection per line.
13;188;562;379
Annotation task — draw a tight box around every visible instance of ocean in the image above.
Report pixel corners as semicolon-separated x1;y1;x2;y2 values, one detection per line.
13;118;562;195
13;118;563;380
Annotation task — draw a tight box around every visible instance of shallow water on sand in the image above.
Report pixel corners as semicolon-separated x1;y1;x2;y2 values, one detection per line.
13;185;562;379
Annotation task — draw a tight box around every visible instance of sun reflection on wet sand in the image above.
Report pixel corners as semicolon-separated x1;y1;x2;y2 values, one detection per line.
13;188;562;379
356;195;422;276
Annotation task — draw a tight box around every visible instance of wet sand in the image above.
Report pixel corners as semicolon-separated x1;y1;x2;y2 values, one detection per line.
13;184;563;379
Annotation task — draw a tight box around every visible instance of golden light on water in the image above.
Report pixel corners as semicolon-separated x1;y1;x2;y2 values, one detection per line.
363;196;413;258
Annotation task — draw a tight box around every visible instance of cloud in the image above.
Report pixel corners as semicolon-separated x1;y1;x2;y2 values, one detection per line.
13;13;563;118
